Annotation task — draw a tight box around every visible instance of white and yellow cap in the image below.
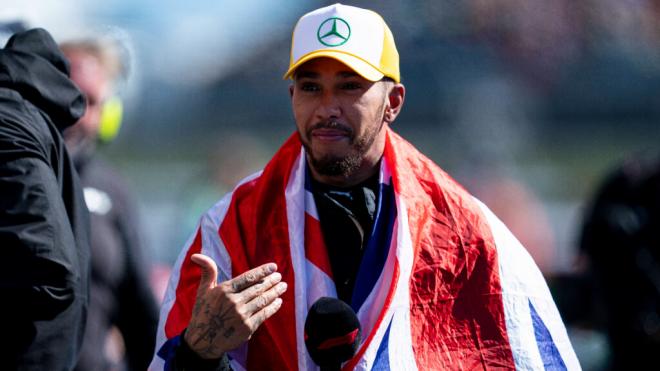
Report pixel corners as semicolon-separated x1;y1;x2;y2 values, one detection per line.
283;3;400;83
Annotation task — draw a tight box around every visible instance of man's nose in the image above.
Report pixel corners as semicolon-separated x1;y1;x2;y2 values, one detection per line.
315;91;341;119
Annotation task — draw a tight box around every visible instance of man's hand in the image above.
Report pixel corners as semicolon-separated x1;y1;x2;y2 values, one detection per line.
183;253;287;359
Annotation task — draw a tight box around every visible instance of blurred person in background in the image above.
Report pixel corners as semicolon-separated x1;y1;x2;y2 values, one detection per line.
59;35;159;371
579;153;660;370
150;4;578;370
0;26;90;370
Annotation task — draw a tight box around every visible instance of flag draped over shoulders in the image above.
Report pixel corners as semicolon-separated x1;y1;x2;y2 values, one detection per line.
150;128;580;370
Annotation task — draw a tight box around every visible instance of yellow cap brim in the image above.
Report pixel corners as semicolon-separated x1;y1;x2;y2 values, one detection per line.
283;50;385;82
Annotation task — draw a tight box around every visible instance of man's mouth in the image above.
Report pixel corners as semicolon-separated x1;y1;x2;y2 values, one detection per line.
309;122;352;142
311;128;350;141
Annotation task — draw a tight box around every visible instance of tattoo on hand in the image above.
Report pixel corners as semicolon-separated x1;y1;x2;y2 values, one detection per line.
223;326;235;338
191;299;237;356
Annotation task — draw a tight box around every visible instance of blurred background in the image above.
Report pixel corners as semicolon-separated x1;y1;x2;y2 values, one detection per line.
4;0;660;369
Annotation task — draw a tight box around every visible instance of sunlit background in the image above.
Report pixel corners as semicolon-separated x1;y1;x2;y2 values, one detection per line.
4;1;660;369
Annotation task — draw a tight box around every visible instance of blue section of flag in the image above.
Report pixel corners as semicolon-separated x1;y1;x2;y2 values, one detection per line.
372;318;393;370
351;180;396;312
529;300;567;371
157;335;182;371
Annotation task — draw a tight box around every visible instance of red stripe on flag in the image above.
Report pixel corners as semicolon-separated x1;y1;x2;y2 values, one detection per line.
219;133;302;371
385;131;516;369
305;213;333;279
164;227;203;339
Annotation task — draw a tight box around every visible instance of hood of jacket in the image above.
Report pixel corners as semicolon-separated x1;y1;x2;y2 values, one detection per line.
0;28;85;130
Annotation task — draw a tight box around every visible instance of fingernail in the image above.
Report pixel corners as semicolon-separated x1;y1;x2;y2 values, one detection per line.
266;263;277;273
272;272;282;281
279;282;288;293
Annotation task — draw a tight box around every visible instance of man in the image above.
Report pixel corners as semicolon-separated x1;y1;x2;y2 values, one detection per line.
59;37;160;371
151;4;579;370
0;28;90;369
579;153;660;370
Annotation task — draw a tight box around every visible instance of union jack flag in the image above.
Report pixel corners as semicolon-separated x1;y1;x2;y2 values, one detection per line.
150;129;580;370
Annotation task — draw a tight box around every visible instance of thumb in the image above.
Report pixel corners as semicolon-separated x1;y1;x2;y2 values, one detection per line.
191;253;218;290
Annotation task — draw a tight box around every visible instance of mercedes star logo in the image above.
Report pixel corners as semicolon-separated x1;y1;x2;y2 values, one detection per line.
317;17;351;47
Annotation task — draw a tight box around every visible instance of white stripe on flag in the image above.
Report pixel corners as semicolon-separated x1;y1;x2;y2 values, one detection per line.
386;196;418;370
305;189;319;219
475;198;581;371
285;148;318;371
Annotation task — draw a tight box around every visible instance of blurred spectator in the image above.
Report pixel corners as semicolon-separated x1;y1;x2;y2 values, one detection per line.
60;35;159;371
578;153;660;370
0;27;90;370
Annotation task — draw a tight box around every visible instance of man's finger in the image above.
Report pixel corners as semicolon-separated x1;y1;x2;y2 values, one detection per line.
190;253;219;290
229;263;277;293
244;281;287;316
238;272;283;303
249;297;283;331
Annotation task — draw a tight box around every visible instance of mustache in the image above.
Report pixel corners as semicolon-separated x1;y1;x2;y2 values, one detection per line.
307;121;353;136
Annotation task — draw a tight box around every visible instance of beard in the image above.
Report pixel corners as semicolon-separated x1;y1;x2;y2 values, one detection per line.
301;119;383;178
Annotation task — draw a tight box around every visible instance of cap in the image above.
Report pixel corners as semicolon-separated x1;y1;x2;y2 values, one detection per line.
283;3;399;83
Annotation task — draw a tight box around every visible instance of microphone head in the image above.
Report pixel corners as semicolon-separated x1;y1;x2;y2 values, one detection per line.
304;297;361;368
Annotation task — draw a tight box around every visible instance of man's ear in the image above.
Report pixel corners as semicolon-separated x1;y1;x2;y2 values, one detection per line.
385;84;405;124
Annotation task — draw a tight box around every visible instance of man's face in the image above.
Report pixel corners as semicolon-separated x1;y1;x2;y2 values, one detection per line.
64;50;111;146
290;58;392;183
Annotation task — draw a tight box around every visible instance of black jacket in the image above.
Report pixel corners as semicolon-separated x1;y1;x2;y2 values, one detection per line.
0;28;90;370
72;152;159;371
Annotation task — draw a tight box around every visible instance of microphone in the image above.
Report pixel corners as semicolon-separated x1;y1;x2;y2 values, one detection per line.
304;297;361;371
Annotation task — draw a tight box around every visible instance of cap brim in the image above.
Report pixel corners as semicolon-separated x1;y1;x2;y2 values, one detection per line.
283;50;384;82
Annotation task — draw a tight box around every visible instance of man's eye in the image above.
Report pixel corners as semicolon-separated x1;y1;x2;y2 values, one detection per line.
301;83;320;92
341;82;361;90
